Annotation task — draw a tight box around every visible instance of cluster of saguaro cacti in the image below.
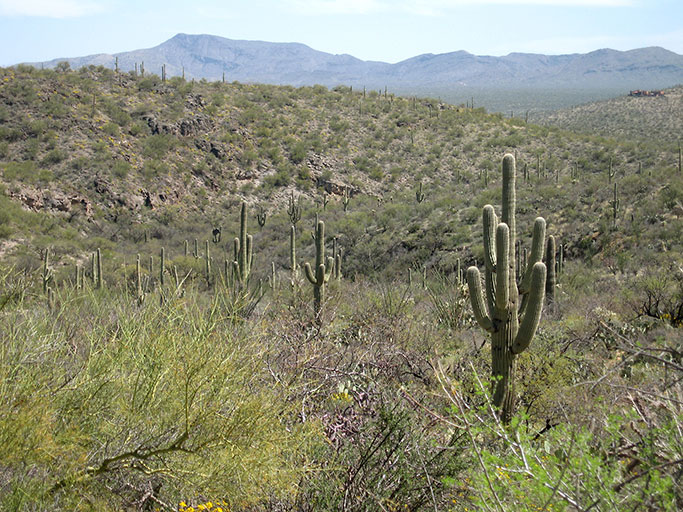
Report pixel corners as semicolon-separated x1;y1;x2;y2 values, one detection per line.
305;220;334;320
466;154;547;423
232;201;253;285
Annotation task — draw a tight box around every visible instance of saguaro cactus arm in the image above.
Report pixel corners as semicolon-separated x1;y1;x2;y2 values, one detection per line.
467;267;493;331
513;262;546;354
519;217;546;294
482;205;498;272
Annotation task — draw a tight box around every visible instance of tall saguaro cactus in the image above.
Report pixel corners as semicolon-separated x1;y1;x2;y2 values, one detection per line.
545;235;556;308
233;201;253;284
42;248;53;294
466;154;547;423
290;225;298;286
305;220;334;320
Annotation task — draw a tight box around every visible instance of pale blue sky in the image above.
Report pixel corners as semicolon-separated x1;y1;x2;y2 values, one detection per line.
0;0;682;66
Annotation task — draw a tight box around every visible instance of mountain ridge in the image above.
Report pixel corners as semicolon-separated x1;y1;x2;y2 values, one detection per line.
25;33;683;110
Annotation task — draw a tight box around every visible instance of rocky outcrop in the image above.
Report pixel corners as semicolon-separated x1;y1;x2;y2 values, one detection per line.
9;186;93;218
143;113;213;137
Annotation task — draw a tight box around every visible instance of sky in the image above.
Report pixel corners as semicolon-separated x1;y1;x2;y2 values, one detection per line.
0;0;682;66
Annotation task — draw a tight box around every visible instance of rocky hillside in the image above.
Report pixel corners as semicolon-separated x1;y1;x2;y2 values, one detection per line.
538;85;683;142
0;64;680;279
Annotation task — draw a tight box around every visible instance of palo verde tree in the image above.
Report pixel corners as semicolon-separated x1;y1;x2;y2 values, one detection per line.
466;154;547;423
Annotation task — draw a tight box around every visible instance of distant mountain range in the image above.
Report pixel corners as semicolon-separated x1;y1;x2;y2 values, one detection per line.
28;33;683;110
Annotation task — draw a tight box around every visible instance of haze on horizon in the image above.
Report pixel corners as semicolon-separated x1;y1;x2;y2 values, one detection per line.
0;0;682;67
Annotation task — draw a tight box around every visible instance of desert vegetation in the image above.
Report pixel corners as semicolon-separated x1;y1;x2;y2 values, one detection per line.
0;64;681;511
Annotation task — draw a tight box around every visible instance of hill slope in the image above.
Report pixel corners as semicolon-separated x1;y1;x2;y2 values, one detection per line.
0;65;680;280
538;85;683;142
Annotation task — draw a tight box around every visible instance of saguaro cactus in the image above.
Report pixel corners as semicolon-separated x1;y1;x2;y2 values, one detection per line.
256;206;267;228
611;182;620;228
466;154;547;423
332;236;342;280
136;254;145;305
160;247;166;286
290;225;298;285
205;240;211;283
42;248;53;294
416;182;425;203
305;220;334;320
287;192;302;226
96;248;103;289
232;201;253;284
545;235;556;307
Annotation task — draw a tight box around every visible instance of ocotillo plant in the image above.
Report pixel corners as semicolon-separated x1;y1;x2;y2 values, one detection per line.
232;201;253;285
305;220;334;321
466;154;547;423
416;182;425;203
545;235;556;308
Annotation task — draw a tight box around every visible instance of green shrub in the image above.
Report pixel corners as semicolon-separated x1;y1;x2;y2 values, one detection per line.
142;133;176;159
